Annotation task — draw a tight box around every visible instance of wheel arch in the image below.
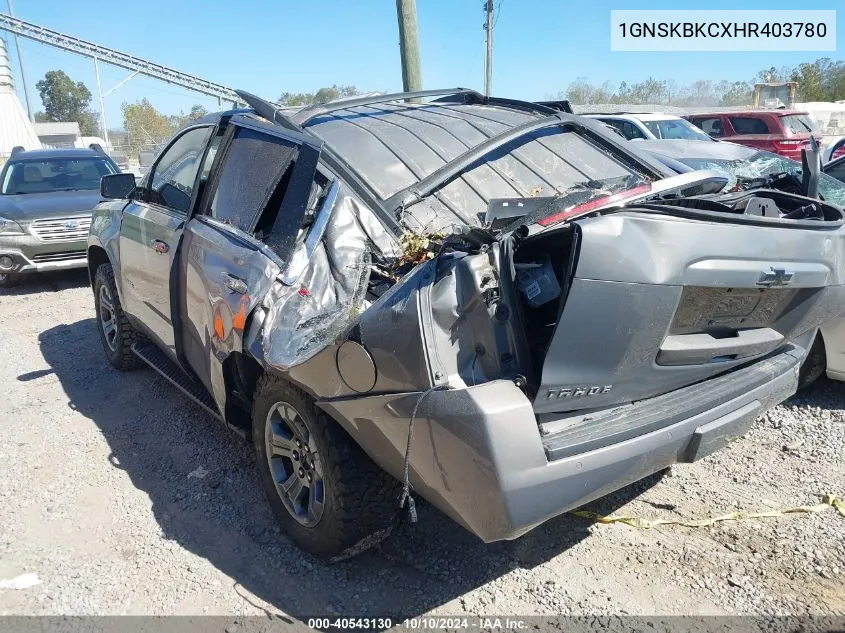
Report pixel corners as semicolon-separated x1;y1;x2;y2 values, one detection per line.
87;244;110;290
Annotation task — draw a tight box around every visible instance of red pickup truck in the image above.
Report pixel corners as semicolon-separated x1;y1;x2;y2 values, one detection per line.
684;110;823;161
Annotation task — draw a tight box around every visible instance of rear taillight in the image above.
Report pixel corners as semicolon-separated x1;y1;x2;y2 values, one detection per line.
538;184;652;227
772;140;806;153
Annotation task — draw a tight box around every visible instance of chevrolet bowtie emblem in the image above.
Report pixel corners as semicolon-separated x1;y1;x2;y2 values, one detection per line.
756;267;794;288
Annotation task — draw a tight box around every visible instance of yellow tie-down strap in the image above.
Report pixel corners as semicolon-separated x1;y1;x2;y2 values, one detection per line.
569;494;845;529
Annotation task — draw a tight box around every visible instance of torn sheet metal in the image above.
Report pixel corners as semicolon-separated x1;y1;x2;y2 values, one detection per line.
262;185;400;370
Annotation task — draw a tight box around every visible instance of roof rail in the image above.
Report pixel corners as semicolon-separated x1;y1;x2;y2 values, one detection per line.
291;88;484;126
10;146;25;156
433;92;562;116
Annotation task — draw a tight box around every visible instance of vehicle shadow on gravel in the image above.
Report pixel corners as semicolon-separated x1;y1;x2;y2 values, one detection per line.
0;269;89;297
39;318;661;620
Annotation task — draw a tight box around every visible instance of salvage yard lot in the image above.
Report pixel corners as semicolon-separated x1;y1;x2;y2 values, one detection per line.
0;272;843;617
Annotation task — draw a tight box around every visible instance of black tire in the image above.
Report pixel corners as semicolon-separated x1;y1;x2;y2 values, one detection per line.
253;374;400;560
0;272;20;288
798;334;826;392
93;262;142;370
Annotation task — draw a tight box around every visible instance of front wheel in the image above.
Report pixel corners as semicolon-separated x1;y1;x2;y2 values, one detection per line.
93;263;142;370
252;374;400;560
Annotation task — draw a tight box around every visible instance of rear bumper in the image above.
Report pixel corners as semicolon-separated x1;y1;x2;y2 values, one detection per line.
319;345;803;542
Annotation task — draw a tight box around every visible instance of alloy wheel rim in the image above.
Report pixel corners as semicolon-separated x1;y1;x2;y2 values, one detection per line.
265;401;326;527
98;284;118;352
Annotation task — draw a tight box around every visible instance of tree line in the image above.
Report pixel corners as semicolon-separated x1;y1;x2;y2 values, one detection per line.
32;70;362;152
31;56;845;149
560;57;845;106
32;70;211;152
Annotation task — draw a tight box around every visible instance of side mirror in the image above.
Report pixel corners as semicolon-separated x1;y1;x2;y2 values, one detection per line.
101;173;136;199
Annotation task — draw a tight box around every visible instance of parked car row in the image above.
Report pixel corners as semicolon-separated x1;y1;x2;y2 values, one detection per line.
584;113;713;142
4;91;845;562
684;110;823;162
582;108;832;164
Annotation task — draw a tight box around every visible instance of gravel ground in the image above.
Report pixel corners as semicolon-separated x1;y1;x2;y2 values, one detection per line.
0;270;843;619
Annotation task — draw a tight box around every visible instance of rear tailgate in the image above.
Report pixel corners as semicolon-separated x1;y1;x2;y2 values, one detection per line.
521;199;845;415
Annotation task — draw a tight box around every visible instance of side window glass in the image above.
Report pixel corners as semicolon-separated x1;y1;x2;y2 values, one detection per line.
605;120;632;140
696;118;724;137
729;117;769;135
192;129;224;208
205;127;300;233
626;122;647;139
148;126;213;213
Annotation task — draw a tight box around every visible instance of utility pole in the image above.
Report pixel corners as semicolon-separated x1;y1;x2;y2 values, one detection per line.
395;0;422;93
484;0;493;97
6;0;33;120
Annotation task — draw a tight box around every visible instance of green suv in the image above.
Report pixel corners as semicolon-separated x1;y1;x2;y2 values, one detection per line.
0;146;119;287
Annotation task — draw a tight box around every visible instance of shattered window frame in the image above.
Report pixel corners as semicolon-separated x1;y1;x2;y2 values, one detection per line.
198;124;298;234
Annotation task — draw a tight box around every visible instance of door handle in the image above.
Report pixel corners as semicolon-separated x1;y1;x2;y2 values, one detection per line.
150;239;169;254
223;272;247;294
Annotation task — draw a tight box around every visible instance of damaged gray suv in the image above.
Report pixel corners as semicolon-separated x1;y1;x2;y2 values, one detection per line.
88;88;845;559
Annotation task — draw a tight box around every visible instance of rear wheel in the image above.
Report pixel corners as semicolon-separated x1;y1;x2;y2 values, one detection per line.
252;374;399;560
0;272;20;288
798;334;826;391
93;263;142;370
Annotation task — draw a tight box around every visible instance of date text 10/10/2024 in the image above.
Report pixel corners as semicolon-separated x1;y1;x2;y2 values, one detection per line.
308;617;530;630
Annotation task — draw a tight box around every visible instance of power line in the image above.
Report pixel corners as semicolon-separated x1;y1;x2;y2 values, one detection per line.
492;0;503;29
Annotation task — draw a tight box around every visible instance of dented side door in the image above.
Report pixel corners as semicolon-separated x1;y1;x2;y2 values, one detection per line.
177;116;321;414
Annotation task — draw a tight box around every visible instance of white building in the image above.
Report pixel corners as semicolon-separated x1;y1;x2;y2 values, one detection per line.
0;37;41;158
33;121;81;148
